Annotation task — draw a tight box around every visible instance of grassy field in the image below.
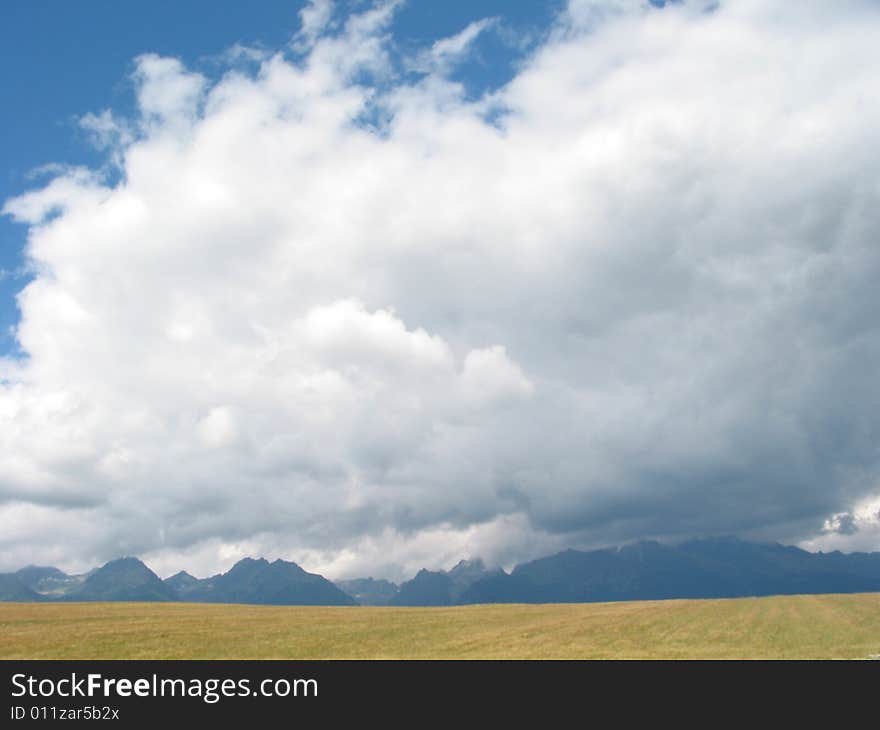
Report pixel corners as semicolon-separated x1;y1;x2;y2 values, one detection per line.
1;593;879;659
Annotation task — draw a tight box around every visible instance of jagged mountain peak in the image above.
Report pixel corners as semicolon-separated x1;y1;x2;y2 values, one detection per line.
5;538;880;607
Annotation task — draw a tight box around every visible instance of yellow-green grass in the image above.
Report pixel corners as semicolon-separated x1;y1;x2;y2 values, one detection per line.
2;593;879;659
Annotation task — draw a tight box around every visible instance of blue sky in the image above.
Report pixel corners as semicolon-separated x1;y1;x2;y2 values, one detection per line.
1;1;570;355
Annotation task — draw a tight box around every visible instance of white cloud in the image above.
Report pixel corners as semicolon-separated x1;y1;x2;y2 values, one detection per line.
197;406;240;449
459;346;533;407
79;110;134;152
133;54;206;127
293;0;336;51
410;18;497;76
800;495;880;554
2;0;880;576
3;167;107;225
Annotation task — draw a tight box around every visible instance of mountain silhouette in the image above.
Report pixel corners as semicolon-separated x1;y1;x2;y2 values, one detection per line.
175;558;356;606
15;565;85;598
389;558;499;606
335;577;399;606
0;573;43;602
459;538;880;604
163;570;200;594
65;557;178;602
15;565;67;590
3;538;880;606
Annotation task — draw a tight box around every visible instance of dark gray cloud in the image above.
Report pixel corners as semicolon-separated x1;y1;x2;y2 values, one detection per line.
825;514;859;536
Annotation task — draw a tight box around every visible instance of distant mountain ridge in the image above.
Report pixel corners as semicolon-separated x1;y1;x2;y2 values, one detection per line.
3;537;880;606
335;578;399;606
0;556;355;606
66;557;178;602
388;559;503;606
461;538;880;604
0;574;42;602
171;557;356;606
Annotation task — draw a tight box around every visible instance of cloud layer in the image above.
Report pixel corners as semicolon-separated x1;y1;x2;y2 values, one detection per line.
3;0;880;579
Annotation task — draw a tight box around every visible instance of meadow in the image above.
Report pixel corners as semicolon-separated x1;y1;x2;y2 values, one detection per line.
2;593;879;659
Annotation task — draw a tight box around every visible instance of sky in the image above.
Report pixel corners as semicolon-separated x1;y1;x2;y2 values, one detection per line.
2;0;880;581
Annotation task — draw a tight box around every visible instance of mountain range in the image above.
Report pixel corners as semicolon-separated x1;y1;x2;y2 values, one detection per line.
0;555;353;605
2;537;880;606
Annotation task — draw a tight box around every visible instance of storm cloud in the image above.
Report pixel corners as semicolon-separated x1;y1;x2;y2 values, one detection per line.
2;0;880;580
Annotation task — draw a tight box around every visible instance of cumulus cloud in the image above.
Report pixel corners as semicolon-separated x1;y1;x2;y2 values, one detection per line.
2;0;880;577
79;110;133;151
800;496;880;555
409;18;498;76
293;0;336;51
